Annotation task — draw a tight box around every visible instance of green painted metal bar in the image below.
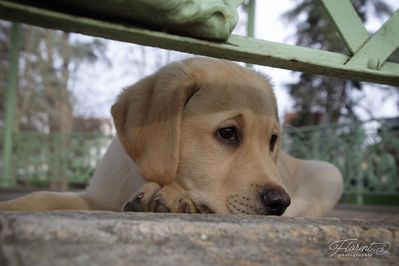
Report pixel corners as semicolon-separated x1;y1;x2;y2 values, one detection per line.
2;22;20;188
320;0;369;54
245;0;256;68
346;10;399;70
246;0;255;38
0;0;398;86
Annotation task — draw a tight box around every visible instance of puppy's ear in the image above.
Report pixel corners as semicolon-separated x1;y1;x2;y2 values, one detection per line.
111;66;199;185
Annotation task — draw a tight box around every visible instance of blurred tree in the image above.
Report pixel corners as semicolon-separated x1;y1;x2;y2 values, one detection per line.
0;22;107;133
283;0;397;126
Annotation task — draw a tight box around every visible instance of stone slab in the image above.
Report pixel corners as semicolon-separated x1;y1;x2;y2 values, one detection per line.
0;212;398;265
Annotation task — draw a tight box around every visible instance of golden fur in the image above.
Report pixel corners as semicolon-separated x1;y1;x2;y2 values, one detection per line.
0;57;343;217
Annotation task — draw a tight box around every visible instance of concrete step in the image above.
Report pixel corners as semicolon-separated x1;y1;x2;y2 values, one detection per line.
0;212;397;266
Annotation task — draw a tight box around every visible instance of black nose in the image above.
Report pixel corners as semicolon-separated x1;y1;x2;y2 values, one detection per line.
260;186;291;216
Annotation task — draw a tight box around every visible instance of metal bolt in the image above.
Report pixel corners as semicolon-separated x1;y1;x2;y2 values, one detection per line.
367;58;380;70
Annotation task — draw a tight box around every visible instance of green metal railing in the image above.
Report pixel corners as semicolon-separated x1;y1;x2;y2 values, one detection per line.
0;132;112;188
283;119;399;205
0;120;397;205
2;23;20;188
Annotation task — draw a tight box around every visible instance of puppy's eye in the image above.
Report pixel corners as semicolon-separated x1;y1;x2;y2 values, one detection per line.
270;134;278;152
216;127;239;144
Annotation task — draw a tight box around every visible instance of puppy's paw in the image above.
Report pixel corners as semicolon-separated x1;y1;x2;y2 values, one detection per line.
151;184;198;214
123;182;197;213
123;182;161;212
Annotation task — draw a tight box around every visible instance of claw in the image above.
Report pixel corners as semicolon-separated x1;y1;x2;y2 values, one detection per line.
177;202;190;213
136;192;145;200
153;200;171;213
124;197;144;212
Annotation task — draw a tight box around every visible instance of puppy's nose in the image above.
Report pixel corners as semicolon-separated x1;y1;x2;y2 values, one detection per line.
260;186;291;216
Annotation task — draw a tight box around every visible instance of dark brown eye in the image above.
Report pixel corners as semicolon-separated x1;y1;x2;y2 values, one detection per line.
216;127;239;144
270;134;278;152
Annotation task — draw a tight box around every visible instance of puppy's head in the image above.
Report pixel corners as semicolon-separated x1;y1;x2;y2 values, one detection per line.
112;57;290;215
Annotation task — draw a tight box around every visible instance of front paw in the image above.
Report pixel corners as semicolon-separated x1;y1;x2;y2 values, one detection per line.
123;182;197;214
123;182;161;212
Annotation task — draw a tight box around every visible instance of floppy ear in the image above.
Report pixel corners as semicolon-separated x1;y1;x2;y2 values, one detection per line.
111;66;199;185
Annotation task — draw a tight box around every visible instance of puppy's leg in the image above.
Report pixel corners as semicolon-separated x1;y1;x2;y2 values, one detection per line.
283;159;343;217
123;182;197;213
0;191;98;211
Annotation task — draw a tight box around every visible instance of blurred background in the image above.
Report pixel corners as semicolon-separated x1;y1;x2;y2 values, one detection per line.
0;0;398;206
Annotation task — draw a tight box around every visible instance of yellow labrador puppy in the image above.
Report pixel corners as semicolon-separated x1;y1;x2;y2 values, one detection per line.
0;57;343;217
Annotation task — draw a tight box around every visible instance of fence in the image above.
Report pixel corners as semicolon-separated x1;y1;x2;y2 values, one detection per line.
283;118;399;205
0;132;112;189
0;119;398;205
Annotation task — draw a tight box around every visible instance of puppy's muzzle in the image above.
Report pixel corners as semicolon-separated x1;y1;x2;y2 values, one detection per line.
260;186;291;216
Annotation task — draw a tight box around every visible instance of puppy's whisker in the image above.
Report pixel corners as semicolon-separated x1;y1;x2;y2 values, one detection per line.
282;123;304;139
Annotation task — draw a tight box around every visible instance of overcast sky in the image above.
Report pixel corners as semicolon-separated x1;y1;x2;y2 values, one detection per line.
72;0;399;121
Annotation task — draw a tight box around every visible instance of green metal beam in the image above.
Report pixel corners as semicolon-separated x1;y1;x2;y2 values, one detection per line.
346;10;399;70
320;0;369;54
245;0;256;68
0;0;398;86
2;22;20;188
321;0;399;70
246;0;256;38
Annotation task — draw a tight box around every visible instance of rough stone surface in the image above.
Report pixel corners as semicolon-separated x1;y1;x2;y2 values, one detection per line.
0;212;397;266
